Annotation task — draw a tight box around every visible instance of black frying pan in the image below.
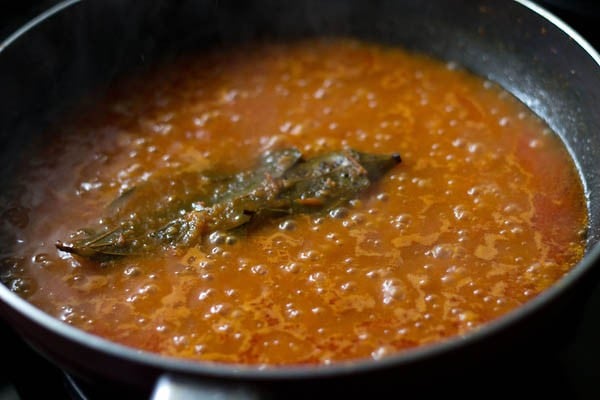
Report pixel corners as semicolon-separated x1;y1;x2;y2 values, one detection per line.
1;1;599;398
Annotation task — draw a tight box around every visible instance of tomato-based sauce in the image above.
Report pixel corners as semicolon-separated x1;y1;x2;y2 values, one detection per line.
0;39;588;365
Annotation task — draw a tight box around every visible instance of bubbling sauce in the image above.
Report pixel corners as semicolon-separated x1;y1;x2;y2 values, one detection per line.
0;39;587;365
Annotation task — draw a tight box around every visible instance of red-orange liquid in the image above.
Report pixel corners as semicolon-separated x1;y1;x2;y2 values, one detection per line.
0;39;587;365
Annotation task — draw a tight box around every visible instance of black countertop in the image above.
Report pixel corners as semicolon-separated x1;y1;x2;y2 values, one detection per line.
1;1;600;399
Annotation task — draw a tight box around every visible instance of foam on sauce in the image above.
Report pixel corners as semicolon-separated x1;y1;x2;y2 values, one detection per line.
0;38;587;365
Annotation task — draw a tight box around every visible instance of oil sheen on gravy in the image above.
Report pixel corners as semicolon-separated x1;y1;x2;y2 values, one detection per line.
0;38;588;365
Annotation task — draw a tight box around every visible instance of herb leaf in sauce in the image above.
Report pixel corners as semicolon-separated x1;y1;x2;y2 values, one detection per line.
55;148;401;260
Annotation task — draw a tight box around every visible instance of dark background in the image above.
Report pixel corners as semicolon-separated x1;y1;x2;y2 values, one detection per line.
1;1;600;399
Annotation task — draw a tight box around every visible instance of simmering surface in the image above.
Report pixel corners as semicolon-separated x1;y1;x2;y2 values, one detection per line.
0;39;587;365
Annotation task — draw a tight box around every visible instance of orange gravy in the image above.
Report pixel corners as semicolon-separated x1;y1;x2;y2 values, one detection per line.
0;39;587;365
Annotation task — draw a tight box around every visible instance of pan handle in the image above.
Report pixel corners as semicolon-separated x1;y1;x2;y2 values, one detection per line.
150;374;263;400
